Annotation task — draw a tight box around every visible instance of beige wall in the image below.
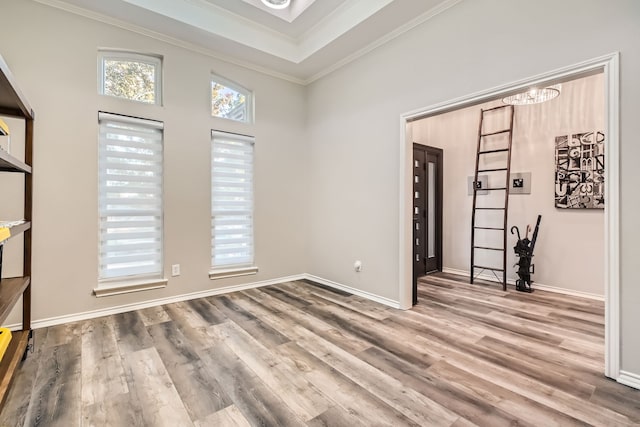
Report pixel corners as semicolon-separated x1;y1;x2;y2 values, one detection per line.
306;0;640;375
410;74;605;296
0;1;309;322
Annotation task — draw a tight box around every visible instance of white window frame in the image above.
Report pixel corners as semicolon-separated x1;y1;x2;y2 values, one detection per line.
211;74;253;124
96;112;166;296
99;50;163;105
210;130;257;279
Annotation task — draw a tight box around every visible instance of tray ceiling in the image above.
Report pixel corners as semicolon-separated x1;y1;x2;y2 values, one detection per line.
35;0;462;84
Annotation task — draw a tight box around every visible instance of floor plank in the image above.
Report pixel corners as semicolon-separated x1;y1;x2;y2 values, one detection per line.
1;273;639;426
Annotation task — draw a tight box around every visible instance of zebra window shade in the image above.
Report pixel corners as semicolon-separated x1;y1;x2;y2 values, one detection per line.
211;131;255;269
98;112;164;282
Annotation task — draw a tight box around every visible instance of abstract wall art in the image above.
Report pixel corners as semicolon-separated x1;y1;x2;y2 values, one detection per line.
555;131;604;209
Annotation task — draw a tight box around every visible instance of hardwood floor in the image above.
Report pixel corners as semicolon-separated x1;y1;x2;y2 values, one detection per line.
1;273;638;426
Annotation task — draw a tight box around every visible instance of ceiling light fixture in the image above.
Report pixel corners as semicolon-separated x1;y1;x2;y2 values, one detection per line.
260;0;291;9
502;84;561;105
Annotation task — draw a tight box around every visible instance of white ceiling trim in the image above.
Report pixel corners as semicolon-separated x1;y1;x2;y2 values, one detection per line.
33;0;463;85
123;0;299;60
297;0;393;59
34;0;307;84
306;0;464;83
120;0;397;63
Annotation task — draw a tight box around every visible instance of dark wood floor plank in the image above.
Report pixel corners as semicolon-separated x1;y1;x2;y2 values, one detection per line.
356;346;529;427
24;341;82;427
209;320;332;421
0;329;47;427
281;281;390;321
274;341;422;427
121;347;193;426
81;317;128;407
113;311;154;354
147;320;200;368
164;360;232;422
186;298;227;325
306;405;371;427
427;360;588;427
199;341;305;427
241;288;372;354
194;404;251;427
285;319;459;426
207;294;258;324
138;305;171;326
163;301;219;350
82;392;145;427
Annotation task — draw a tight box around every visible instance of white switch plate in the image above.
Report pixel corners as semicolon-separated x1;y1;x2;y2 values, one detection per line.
171;264;180;276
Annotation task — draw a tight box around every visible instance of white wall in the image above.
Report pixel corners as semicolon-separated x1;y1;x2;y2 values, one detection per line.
410;74;604;296
0;1;308;322
306;0;640;375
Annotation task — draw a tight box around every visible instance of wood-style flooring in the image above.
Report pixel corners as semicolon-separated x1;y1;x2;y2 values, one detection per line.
1;273;639;426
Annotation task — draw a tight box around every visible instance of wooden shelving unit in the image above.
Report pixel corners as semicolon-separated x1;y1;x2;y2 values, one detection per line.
0;53;34;409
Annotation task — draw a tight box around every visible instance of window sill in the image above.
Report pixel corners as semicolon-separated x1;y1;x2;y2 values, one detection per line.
209;266;258;280
94;278;168;297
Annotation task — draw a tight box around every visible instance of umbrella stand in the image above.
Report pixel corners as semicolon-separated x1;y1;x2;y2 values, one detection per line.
511;215;542;293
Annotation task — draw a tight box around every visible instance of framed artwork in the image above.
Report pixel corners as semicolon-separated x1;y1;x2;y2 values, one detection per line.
554;131;604;209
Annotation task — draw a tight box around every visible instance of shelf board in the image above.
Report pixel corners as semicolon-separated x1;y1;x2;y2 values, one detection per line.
0;330;30;408
0;55;33;120
0;277;30;324
0;149;31;173
0;221;30;245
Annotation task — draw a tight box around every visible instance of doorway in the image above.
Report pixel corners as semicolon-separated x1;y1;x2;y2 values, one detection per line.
412;144;442;305
399;53;620;380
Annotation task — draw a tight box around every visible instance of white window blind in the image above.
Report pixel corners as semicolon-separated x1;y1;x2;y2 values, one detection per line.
211;131;255;269
99;112;164;281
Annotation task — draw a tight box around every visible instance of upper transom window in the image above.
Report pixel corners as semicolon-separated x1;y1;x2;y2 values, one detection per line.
99;51;162;105
211;74;253;123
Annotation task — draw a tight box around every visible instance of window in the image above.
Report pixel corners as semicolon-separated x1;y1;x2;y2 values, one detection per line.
98;112;164;282
99;51;162;105
211;131;255;273
211;75;252;123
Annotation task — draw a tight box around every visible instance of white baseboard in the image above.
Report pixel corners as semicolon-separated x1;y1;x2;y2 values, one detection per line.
618;370;640;390
442;267;604;301
304;274;401;309
8;272;402;330
7;274;306;331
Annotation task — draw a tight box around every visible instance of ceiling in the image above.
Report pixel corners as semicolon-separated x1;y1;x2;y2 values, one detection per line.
35;0;462;84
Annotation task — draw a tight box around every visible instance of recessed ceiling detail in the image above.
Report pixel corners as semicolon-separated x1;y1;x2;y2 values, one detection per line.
34;0;463;84
260;0;290;11
240;0;316;23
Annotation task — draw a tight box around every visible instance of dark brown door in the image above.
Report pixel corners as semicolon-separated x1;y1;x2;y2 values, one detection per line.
413;144;443;304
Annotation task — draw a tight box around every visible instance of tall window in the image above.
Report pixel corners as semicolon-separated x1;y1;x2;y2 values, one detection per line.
99;112;164;282
99;51;162;105
211;74;252;123
211;131;255;270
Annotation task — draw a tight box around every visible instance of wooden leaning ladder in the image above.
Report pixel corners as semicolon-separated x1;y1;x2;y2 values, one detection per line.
470;105;515;290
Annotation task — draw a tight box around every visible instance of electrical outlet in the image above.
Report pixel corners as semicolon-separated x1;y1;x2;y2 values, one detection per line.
171;264;180;276
354;260;362;272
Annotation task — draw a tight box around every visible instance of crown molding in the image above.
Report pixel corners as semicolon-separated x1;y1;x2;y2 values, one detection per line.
33;0;464;85
125;0;299;60
303;0;463;84
33;0;307;85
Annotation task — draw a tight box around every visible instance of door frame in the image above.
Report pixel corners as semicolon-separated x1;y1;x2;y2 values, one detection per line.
398;52;620;380
412;144;443;304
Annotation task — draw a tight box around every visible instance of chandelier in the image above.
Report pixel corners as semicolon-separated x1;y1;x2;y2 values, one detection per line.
502;84;561;105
